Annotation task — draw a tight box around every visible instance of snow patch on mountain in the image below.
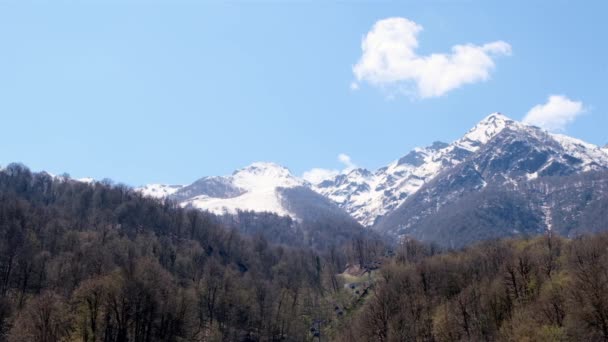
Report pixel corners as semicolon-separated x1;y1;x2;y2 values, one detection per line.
137;184;183;199
37;171;98;185
174;162;306;218
231;162;303;190
550;134;608;171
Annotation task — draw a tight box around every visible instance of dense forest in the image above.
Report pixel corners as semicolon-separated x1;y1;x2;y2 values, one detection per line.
335;234;608;342
0;163;384;341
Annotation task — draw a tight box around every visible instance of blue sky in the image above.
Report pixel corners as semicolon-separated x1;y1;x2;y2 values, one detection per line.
0;1;606;185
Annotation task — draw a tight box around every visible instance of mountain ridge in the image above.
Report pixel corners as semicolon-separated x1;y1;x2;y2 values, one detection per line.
374;121;608;246
136;113;608;246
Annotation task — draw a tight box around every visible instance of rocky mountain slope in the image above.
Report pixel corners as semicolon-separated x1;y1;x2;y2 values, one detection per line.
312;113;513;227
312;114;608;228
138;113;608;247
373;116;608;246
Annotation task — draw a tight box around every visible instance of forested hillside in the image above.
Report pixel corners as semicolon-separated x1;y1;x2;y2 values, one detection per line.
0;163;384;341
335;234;608;341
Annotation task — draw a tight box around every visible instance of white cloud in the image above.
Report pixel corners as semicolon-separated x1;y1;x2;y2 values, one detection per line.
302;153;358;184
352;17;511;98
338;153;357;170
522;95;585;131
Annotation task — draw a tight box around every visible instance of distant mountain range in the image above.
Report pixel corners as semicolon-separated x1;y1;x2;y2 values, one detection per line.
138;113;608;247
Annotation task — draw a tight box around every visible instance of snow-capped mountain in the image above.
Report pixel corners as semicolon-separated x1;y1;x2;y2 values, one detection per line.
172;162;305;217
138;162;362;229
312;113;608;227
313;141;455;226
312;113;511;226
373;115;608;247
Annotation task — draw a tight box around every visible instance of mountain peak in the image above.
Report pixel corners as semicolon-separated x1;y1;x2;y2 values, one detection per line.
232;162;297;181
235;162;289;174
155;161;306;219
229;162;302;190
480;112;512;123
457;112;520;151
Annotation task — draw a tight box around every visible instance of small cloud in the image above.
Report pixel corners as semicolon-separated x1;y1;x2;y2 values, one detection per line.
352;17;511;98
338;153;357;170
350;82;360;91
302;153;358;184
522;95;585;131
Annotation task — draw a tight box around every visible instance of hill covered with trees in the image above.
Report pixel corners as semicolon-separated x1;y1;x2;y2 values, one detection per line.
335;233;608;341
0;163;384;341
